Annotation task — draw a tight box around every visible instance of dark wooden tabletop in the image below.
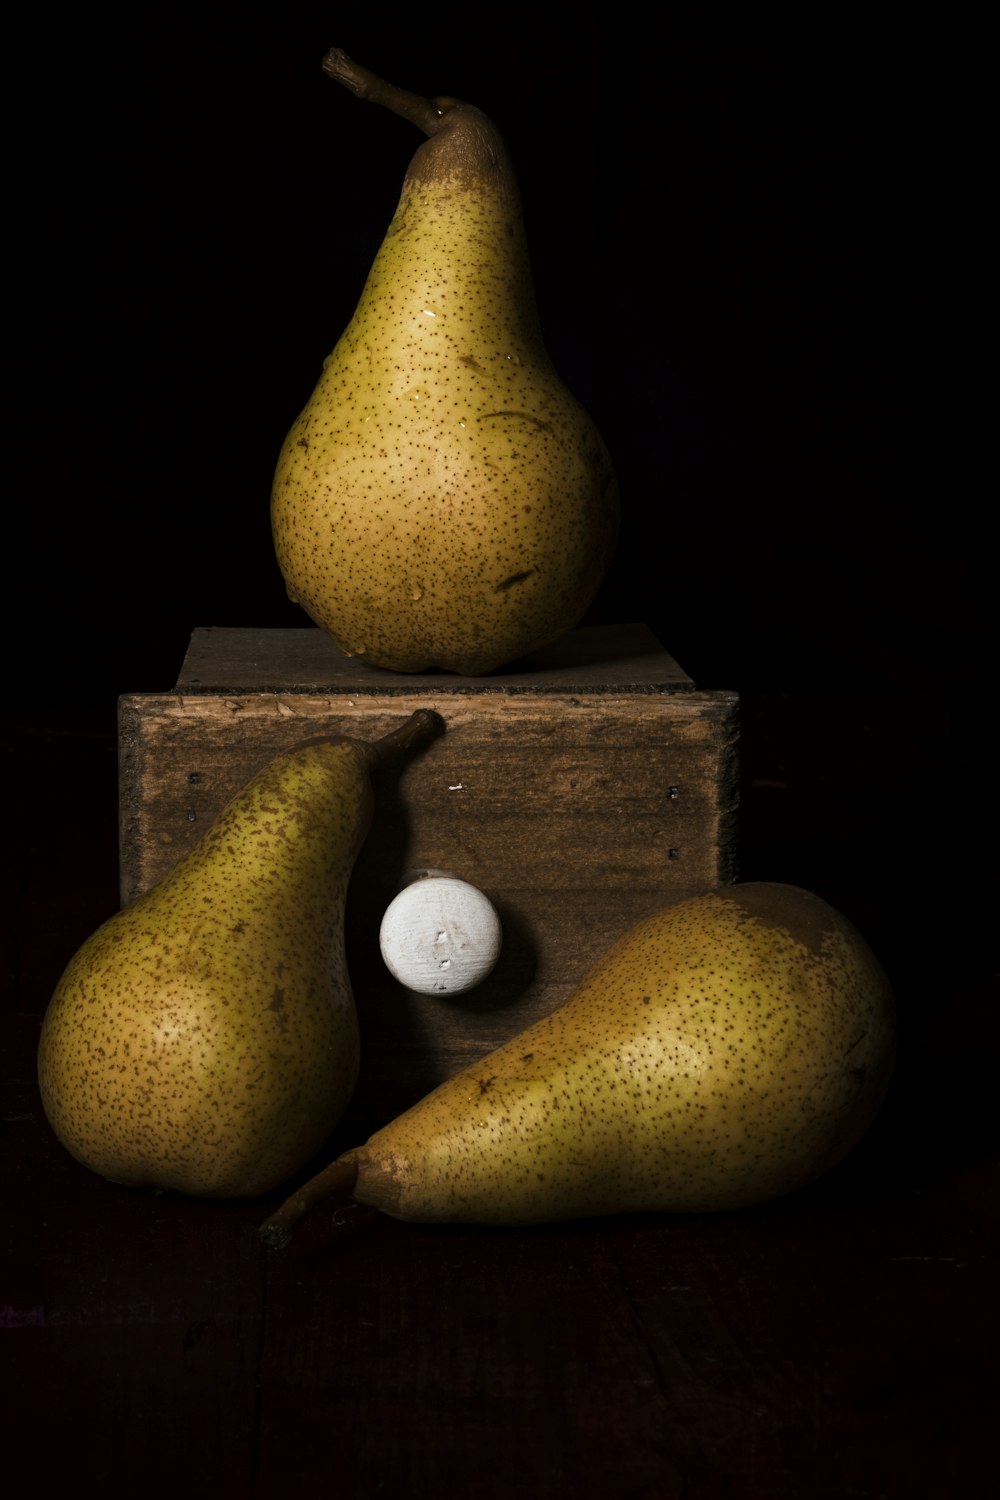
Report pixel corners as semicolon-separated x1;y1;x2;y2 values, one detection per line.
4;685;996;1499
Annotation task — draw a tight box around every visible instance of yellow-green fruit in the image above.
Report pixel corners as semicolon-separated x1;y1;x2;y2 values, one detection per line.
265;882;895;1237
37;711;440;1199
270;50;619;676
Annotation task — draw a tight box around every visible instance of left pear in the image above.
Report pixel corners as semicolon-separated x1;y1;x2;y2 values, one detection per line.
37;709;442;1198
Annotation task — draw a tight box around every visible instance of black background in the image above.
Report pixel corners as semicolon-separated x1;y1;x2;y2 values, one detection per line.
12;3;982;699
6;6;996;1496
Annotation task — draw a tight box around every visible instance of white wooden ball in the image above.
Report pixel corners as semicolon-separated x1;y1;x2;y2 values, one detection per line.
379;876;503;995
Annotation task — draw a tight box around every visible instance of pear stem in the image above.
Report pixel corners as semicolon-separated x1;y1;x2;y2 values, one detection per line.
259;1153;360;1249
363;708;444;772
322;48;447;139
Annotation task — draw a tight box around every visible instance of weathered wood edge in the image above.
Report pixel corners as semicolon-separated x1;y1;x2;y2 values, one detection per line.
170;623;701;696
117;696;150;907
714;694;741;886
117;688;741;907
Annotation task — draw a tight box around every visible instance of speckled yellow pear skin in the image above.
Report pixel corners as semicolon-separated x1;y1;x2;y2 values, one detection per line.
350;884;896;1224
37;741;373;1199
270;129;619;675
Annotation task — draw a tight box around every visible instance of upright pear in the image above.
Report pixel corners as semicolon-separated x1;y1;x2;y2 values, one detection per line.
270;49;619;676
261;882;896;1241
38;709;441;1199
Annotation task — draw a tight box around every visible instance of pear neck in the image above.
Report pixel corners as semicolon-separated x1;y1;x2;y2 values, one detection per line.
405;104;515;201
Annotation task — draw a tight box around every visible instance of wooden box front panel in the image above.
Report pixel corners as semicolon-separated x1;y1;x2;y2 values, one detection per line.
118;628;739;1127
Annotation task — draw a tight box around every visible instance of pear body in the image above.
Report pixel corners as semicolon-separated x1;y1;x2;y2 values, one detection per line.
349;883;896;1224
38;739;378;1198
271;84;619;676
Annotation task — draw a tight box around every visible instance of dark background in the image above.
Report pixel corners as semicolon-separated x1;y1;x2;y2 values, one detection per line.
12;2;982;700
5;4;995;1496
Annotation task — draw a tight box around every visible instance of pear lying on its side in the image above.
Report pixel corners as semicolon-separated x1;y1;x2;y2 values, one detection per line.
38;710;441;1200
270;49;619;676
261;882;896;1241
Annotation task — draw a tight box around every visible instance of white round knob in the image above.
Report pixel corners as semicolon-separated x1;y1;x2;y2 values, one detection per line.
379;876;502;995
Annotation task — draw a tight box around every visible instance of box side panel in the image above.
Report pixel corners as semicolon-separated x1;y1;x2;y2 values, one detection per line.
118;689;738;1125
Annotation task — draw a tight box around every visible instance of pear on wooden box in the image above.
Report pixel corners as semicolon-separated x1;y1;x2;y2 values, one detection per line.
271;50;619;676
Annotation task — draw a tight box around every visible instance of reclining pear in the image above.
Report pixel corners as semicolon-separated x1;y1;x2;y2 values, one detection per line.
261;883;896;1241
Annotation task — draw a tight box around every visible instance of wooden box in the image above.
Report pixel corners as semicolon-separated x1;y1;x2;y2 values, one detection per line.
118;624;739;1128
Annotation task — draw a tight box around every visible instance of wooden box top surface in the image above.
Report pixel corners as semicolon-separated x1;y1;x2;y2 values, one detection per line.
171;623;700;697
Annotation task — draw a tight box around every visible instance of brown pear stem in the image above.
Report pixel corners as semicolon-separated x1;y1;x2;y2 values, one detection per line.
259;1152;360;1249
322;48;449;139
291;709;442;767
362;708;444;771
